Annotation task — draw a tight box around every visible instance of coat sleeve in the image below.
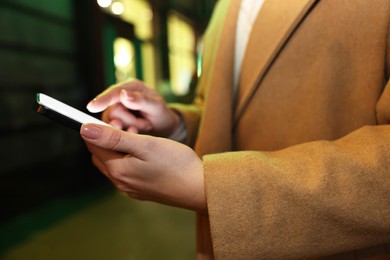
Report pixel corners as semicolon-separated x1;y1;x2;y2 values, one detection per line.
204;124;390;259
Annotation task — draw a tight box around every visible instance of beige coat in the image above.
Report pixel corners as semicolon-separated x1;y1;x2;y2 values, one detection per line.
172;0;390;259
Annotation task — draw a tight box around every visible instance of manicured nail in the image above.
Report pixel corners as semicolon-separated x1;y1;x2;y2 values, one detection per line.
80;124;101;139
86;98;97;110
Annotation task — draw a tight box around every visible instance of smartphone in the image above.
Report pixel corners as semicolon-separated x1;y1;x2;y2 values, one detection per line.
34;93;110;130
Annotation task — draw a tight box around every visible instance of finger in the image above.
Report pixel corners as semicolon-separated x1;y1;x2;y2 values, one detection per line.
92;155;128;191
85;141;121;162
87;88;122;113
108;104;139;125
109;118;124;129
80;123;149;159
108;104;152;131
91;154;109;176
110;117;149;133
87;80;148;113
102;104;153;132
102;105;117;122
119;89;161;113
126;125;139;134
86;142;135;185
100;104;125;128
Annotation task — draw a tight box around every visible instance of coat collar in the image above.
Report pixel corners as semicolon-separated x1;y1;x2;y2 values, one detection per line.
234;0;319;123
195;0;318;155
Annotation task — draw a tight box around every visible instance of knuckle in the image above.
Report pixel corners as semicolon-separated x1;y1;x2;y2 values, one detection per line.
107;164;123;180
141;137;157;152
152;94;163;103
107;130;122;150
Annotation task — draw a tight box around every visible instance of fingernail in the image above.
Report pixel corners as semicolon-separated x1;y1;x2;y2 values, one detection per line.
86;98;96;110
80;124;101;139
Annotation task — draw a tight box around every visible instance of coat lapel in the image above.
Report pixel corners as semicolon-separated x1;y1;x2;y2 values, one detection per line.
234;0;319;123
195;0;241;156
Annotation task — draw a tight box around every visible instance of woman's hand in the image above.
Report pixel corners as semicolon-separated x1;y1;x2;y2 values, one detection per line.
87;79;180;137
80;123;207;214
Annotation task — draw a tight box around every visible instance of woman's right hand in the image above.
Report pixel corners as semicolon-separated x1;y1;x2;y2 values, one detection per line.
80;123;206;214
86;79;180;137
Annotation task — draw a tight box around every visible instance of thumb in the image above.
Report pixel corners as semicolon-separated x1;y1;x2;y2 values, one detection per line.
80;123;146;156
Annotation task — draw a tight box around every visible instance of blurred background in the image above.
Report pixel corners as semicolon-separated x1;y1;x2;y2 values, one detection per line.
0;0;215;259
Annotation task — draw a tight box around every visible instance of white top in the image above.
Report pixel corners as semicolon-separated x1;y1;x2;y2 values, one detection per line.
234;0;265;91
171;0;265;142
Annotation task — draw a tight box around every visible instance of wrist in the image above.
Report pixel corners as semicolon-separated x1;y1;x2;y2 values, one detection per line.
167;111;187;142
